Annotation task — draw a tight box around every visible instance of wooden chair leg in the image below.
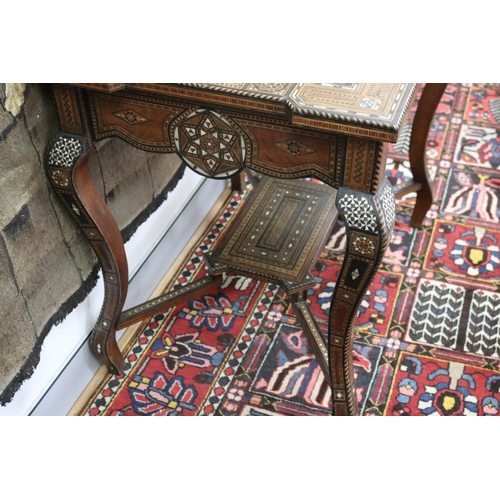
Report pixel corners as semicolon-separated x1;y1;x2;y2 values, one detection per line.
409;83;447;227
230;169;246;191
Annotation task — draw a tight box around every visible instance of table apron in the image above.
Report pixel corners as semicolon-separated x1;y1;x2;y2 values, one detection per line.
85;90;386;194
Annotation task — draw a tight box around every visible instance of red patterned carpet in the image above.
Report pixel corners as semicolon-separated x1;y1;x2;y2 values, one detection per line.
79;84;500;416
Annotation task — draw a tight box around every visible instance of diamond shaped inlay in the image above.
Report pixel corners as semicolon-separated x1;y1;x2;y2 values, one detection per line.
113;109;149;125
274;139;315;156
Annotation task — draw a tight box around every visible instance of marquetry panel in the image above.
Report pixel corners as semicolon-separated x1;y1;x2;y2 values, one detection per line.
291;83;414;141
348;231;379;258
55;190;95;227
343;137;377;191
330;301;352;337
78;83;417;142
126;84;288;114
208;176;338;283
174;83;416;126
190;83;416;141
203;82;296;97
178;83;416;141
339;255;375;293
290;115;400;142
290;84;414;123
53;84;84;135
237;120;341;186
174;109;246;178
329;343;346;386
45;135;95;229
88;92;188;152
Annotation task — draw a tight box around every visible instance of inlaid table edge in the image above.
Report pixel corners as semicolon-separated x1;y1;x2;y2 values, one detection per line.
67;83;419;143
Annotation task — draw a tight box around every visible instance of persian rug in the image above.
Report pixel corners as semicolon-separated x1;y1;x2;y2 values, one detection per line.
78;83;500;416
0;83;185;404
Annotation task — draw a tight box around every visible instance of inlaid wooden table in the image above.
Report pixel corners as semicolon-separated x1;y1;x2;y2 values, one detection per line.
45;83;446;415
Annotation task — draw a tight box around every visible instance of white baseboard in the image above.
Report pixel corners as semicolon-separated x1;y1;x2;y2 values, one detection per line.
0;169;226;416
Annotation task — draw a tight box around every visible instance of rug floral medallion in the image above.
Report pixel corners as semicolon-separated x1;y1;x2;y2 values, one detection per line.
80;84;500;416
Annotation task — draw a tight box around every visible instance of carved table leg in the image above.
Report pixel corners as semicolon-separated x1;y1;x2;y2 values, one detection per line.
329;179;396;415
409;83;447;227
230;170;246;191
45;133;128;374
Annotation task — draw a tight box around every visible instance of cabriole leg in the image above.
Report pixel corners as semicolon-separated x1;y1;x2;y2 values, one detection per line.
45;133;128;374
329;179;396;415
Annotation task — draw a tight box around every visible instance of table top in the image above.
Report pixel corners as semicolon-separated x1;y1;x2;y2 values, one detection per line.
70;83;418;142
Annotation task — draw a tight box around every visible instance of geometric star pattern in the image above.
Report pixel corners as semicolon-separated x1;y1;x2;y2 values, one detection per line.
47;136;82;169
174;109;245;178
352;234;377;256
50;169;70;187
338;193;378;233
